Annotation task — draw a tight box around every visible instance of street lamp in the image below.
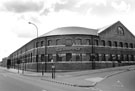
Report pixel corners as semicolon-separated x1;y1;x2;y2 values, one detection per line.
28;22;39;72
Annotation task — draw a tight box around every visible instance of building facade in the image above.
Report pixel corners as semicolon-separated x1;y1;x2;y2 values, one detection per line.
7;21;135;71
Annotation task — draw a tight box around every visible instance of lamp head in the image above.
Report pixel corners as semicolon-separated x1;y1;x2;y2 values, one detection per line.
28;22;31;24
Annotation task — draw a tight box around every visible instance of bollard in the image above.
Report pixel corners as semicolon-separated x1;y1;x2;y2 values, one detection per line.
52;65;55;79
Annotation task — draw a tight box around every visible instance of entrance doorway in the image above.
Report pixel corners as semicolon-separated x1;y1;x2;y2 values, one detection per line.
66;53;72;61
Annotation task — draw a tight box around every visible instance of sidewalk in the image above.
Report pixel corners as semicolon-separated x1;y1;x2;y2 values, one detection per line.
4;65;135;87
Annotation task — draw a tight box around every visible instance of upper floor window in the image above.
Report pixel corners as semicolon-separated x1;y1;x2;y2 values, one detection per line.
108;41;112;46
65;39;73;46
56;39;61;45
130;43;133;48
86;39;91;45
48;40;52;46
117;26;124;35
125;43;128;48
36;42;39;47
75;39;82;45
119;42;123;47
114;41;117;47
101;40;105;46
94;40;98;46
41;41;44;47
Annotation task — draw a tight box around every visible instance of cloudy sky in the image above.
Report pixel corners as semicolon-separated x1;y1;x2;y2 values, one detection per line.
0;0;135;61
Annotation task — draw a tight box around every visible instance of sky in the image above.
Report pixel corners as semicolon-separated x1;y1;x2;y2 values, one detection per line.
0;0;135;61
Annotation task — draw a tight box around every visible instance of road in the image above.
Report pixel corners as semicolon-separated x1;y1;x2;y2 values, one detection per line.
0;67;92;91
96;69;135;91
0;66;135;91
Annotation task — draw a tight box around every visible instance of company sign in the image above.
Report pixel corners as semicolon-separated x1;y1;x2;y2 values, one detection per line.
56;47;81;52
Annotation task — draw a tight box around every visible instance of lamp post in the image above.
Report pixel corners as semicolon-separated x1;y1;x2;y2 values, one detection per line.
28;22;39;72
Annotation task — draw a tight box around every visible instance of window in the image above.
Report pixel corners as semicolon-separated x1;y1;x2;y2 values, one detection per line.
76;54;82;61
36;55;38;62
75;39;82;45
131;55;134;61
56;39;61;45
130;43;133;48
41;41;44;47
109;54;112;61
120;54;124;61
117;26;124;35
56;54;62;61
119;42;123;47
125;43;128;48
86;53;91;61
48;54;53;62
95;54;99;61
36;42;39;47
86;39;90;45
102;54;106;61
41;54;45;62
31;53;32;62
108;41;112;47
94;40;98;46
66;53;72;61
65;39;72;46
114;41;117;47
101;40;105;46
126;55;129;61
48;40;52;46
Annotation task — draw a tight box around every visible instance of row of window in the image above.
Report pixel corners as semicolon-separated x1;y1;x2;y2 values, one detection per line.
100;40;134;48
12;53;135;64
36;39;134;49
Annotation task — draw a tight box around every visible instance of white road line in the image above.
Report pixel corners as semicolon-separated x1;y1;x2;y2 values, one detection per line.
42;90;47;91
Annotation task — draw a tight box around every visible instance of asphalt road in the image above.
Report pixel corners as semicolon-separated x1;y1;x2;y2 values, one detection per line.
96;69;135;91
0;66;135;91
0;67;92;91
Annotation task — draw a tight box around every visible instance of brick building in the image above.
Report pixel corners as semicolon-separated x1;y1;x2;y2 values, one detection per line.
8;21;135;71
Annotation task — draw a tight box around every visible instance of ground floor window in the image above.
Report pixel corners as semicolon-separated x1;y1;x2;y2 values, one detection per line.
41;54;45;62
102;54;106;61
56;54;62;61
48;54;53;62
76;54;82;61
66;53;72;61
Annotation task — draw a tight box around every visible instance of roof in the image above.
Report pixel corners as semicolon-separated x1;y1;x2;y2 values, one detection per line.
40;26;98;37
97;21;119;33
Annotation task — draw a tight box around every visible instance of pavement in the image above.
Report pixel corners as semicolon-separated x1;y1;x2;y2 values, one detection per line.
3;65;135;88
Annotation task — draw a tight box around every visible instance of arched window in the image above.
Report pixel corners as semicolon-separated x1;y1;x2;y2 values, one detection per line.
108;41;112;47
65;39;72;46
36;42;39;47
48;40;52;46
56;39;61;45
101;40;105;46
41;41;44;47
75;39;82;45
114;41;117;47
94;40;98;46
130;43;133;48
119;42;123;47
125;43;128;48
86;39;91;45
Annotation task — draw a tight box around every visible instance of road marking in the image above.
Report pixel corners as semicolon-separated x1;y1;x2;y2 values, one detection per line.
85;77;104;82
91;87;103;91
42;89;47;91
112;80;124;87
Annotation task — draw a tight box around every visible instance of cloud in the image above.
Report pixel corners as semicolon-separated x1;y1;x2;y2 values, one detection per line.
3;0;44;13
111;1;131;12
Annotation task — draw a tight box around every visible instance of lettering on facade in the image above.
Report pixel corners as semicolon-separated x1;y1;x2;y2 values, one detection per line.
56;47;81;52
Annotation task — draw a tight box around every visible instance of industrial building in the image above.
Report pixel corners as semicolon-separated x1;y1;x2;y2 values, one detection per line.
6;21;135;71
